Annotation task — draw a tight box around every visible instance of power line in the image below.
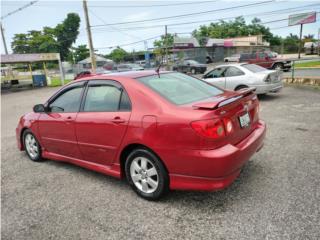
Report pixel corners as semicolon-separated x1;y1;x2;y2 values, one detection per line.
88;9;142;41
1;0;38;20
94;35;162;50
89;4;320;32
89;1;218;8
91;1;274;27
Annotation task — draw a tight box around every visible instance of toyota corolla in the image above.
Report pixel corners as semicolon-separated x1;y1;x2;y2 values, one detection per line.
16;71;266;200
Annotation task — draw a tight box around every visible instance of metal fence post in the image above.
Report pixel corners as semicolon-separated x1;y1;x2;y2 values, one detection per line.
291;60;295;83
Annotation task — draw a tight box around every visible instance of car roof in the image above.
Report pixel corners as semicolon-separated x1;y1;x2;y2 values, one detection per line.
74;70;172;82
214;63;247;68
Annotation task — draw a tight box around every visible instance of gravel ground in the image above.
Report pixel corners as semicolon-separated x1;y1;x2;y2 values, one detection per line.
1;86;320;240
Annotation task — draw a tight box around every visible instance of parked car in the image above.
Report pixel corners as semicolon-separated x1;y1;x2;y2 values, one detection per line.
239;52;291;71
74;69;112;80
173;60;207;74
203;63;282;94
116;63;144;72
16;71;266;200
224;54;240;62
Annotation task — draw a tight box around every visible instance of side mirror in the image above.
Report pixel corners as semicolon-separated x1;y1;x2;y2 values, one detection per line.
187;63;191;66
33;104;46;113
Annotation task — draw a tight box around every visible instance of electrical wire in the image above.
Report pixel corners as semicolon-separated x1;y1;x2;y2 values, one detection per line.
89;1;218;8
91;1;274;27
1;0;39;20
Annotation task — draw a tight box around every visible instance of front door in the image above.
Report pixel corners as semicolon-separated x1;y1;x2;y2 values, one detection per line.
203;67;227;88
75;80;131;166
38;81;85;159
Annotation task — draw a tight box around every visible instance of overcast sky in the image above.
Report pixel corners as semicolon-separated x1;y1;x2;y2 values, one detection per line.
1;0;320;55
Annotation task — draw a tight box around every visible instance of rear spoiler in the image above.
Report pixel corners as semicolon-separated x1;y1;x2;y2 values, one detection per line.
193;87;256;110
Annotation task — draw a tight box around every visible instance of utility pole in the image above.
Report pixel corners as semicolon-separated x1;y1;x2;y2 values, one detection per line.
83;0;96;73
298;24;303;59
1;22;9;54
318;28;320;56
165;25;168;67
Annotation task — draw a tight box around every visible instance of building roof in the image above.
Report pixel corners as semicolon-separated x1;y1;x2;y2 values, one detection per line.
173;36;200;48
78;55;113;64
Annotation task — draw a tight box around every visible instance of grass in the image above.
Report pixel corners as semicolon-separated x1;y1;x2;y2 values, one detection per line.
49;77;71;87
294;60;320;68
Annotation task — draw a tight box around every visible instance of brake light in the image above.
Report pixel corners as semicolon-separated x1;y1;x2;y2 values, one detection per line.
253;103;260;122
191;119;225;139
223;118;234;134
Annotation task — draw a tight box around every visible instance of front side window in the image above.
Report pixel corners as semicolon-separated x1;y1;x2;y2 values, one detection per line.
206;67;227;78
136;72;223;105
225;67;245;77
49;86;83;112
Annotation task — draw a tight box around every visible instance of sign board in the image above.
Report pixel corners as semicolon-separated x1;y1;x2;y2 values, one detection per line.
1;53;60;64
289;12;316;26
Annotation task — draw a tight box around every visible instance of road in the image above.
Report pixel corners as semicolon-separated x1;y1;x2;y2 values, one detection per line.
2;86;320;240
283;68;320;78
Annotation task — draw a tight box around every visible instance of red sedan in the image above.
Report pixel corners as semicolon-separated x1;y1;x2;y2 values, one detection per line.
16;71;266;200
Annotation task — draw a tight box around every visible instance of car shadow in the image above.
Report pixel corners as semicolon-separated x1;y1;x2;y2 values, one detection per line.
42;157;264;211
257;93;283;102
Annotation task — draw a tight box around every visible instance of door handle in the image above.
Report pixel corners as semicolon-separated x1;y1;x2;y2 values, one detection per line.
112;117;125;124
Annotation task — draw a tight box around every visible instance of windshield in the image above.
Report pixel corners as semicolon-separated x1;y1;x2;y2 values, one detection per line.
242;64;266;73
136;72;223;105
186;60;199;65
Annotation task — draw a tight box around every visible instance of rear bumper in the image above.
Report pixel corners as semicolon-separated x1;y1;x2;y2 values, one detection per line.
254;82;283;94
169;120;266;191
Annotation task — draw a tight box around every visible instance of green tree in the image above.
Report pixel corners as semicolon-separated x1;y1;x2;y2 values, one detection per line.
55;13;80;60
108;47;128;63
11;13;80;61
67;45;90;63
283;34;300;53
192;17;278;46
153;33;174;58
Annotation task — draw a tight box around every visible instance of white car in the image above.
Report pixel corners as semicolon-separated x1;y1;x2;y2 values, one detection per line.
224;54;240;62
202;63;283;94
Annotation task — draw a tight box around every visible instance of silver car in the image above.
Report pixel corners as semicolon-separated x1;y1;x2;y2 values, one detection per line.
203;63;283;94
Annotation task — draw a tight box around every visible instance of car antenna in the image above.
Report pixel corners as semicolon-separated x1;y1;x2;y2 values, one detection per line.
155;63;162;78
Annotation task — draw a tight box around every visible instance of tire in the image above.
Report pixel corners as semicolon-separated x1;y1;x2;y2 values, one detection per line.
23;129;43;162
125;148;169;200
235;85;248;91
224;59;229;62
273;63;283;71
191;68;196;74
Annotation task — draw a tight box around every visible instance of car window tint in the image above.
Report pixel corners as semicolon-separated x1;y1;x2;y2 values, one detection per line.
84;85;121;112
258;52;265;59
207;67;226;78
136;72;223;105
50;87;83;112
119;91;131;111
225;67;245;77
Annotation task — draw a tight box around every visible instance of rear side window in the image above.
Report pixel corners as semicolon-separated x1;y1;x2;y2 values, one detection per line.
83;83;131;112
242;64;266;73
225;67;245;77
136;72;223;105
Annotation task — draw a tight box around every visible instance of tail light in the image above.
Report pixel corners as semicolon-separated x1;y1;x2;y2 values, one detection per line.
223;118;234;134
191;118;234;139
253;103;260;122
191;119;225;139
264;75;271;83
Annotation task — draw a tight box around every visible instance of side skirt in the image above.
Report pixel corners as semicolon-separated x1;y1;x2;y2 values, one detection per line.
42;151;122;179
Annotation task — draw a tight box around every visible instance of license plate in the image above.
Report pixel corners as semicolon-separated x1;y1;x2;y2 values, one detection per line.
239;112;251;128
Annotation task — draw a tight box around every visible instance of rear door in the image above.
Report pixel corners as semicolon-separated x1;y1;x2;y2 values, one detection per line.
224;66;246;90
75;80;131;166
203;67;227;88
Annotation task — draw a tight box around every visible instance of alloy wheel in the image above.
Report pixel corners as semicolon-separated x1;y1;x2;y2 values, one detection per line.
25;133;39;159
130;157;159;194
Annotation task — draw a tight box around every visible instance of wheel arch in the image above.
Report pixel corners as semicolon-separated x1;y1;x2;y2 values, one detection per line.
119;143;169;179
234;84;249;91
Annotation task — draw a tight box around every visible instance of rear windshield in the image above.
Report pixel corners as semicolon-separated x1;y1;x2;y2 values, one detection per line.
136;72;223;105
242;64;266;73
